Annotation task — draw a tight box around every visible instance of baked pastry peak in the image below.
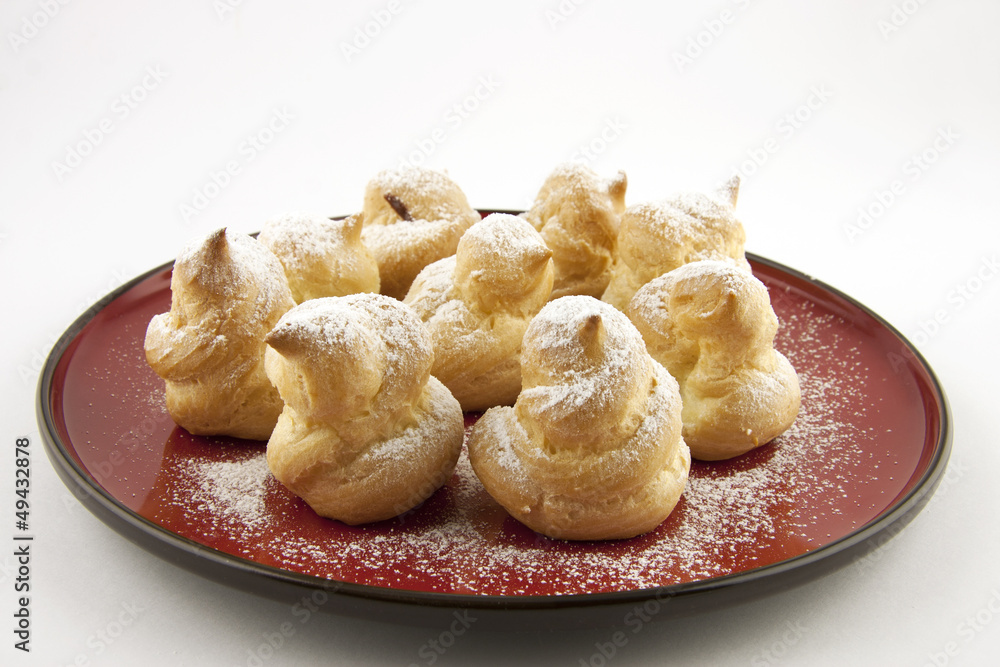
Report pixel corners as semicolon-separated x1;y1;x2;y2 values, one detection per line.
360;166;480;299
257;211;379;303
264;293;464;524
601;177;750;311
468;295;690;541
627;260;800;460
404;213;554;412
718;174;740;208
144;227;295;440
453;212;554;316
524;162;628;300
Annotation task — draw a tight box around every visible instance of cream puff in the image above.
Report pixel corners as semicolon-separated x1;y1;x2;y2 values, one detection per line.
264;293;464;524
403;213;554;412
257;212;379;303
360;166;481;299
602;176;750;311
144;228;296;440
468;296;690;540
523;163;627;299
627;260;800;460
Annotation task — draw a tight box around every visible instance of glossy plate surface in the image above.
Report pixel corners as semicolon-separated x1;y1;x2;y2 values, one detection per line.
38;243;950;618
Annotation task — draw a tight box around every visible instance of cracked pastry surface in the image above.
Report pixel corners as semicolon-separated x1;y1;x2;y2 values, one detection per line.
360;166;481;299
523;162;627;300
144;228;296;440
263;293;464;524
257;211;379;303
602;176;750;311
403;213;554;412
627;260;800;461
467;295;690;541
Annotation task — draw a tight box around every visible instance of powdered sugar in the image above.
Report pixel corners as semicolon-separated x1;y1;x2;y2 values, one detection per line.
258;212;346;263
152;284;884;596
255;212;377;303
173;453;274;532
467;213;542;256
173;228;289;305
520;296;646;413
365;166;477;227
267;297;374;358
620;187;748;269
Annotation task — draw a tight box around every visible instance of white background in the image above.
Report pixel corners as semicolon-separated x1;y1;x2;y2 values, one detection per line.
2;0;999;665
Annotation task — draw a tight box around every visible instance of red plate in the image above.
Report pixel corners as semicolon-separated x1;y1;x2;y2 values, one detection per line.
38;234;951;625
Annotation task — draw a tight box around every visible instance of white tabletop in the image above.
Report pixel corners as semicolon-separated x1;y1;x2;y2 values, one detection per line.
2;1;998;665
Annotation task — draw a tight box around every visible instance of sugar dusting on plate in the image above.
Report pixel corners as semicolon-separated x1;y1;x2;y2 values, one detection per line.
176;455;273;532
156;293;877;596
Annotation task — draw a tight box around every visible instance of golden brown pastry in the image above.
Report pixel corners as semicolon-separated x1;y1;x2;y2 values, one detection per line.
256;212;379;303
601;176;750;311
522;163;627;299
403;213;554;412
360;166;481;299
627;260;800;461
263;294;464;525
467;296;690;541
144;228;296;440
